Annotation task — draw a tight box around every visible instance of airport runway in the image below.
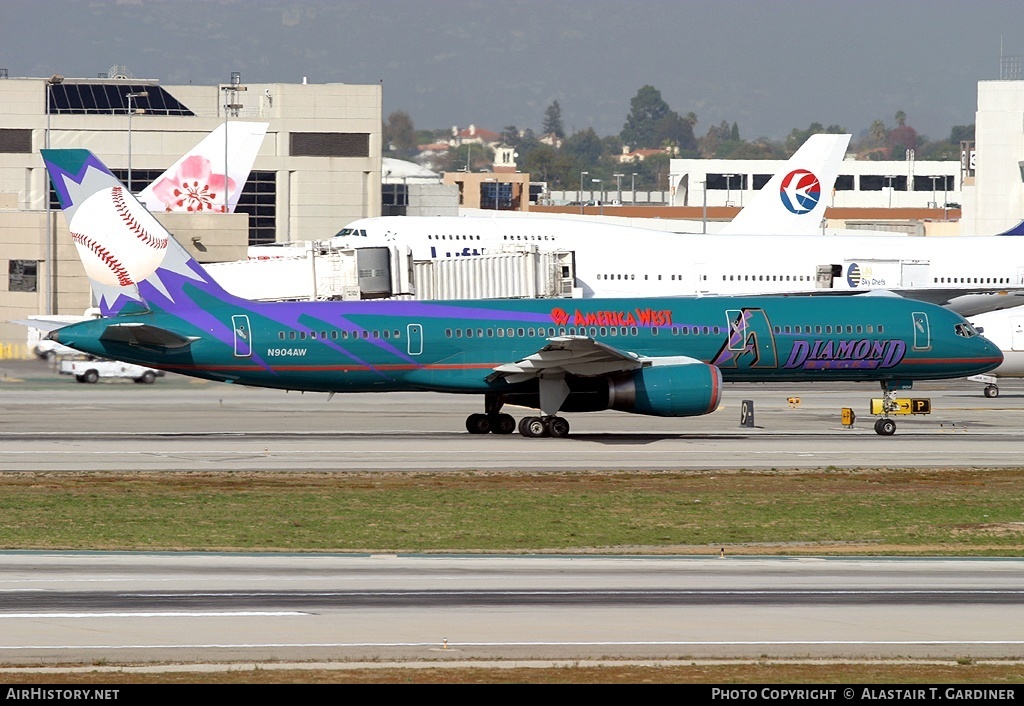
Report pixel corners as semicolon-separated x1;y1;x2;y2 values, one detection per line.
3;361;1023;666
0;553;1021;664
2;359;1024;472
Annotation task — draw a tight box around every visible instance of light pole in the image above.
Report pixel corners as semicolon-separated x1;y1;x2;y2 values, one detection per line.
884;175;897;208
221;73;247;213
700;180;708;234
579;171;588;214
125;91;148;194
592;178;603;215
613;172;624;205
723;174;735;207
928;175;941;209
630;173;637;206
44;73;63;316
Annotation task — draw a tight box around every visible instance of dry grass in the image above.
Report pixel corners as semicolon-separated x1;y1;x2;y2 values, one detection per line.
3;661;1024;684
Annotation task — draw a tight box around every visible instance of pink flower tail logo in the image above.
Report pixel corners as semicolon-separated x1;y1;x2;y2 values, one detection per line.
150;155;236;213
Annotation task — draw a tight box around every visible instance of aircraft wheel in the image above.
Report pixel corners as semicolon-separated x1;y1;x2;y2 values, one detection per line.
984;384;999;398
466;413;491;434
518;416;548;438
874;418;896;436
546;416;570;438
492;413;516;435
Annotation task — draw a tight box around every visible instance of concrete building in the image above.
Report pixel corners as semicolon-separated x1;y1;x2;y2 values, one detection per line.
961;80;1024;235
0;73;381;348
668;153;960;211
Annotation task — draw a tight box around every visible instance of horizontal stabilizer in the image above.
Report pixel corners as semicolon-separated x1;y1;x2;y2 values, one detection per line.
97;322;198;350
9;318;70;332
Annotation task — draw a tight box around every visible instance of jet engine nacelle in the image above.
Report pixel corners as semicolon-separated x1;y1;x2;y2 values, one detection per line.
607;363;722;417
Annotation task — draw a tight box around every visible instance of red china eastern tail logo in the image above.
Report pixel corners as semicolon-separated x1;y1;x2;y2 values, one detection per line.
779;169;821;214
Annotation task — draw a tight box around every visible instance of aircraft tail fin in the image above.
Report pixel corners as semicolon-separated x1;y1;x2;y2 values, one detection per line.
41;148;239;317
997;219;1024;236
137;121;268;214
719;133;851;236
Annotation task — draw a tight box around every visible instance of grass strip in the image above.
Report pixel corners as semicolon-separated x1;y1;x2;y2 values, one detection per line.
0;469;1022;554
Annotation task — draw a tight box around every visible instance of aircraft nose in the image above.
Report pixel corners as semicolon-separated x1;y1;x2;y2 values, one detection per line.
978;336;1003;369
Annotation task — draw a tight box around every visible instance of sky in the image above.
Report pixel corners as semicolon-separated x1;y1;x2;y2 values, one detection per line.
4;0;1023;142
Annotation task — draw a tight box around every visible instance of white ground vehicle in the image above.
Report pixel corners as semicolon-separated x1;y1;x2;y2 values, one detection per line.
59;357;163;384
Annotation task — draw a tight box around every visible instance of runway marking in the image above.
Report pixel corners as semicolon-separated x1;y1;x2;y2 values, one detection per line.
0;612;307;618
1;639;1023;651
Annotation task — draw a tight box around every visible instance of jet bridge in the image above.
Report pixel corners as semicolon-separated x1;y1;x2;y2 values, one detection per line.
206;243;577;301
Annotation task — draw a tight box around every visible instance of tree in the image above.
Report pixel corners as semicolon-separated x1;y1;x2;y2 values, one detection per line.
887;124;918;159
869;119;888;144
653;112;697;154
784;122;847;155
542;101;565;138
521;144;558;183
621;85;672;148
949;124;975;144
383;110;416;155
563;127;604;165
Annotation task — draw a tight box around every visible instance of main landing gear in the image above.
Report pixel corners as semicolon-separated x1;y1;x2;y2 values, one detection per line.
464;392;571;438
984;384;999;398
465;412;516;435
518;415;570;438
465;392;517;435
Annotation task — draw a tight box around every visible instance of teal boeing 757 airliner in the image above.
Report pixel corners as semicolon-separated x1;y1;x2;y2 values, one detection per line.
41;149;1002;437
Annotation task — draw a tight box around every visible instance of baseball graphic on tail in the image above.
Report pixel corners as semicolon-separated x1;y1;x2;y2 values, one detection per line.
69;186;168;287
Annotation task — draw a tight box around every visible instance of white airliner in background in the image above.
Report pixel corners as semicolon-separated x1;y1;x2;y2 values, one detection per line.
334;133;852;255
965;308;1024;396
718;133;849;235
137;121;268;213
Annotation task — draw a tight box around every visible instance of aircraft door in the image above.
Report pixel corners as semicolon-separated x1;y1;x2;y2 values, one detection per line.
900;262;930;287
912;311;931;350
407;323;423;356
1010;316;1024;351
726;309;745;351
231;315;252;358
691;263;709;295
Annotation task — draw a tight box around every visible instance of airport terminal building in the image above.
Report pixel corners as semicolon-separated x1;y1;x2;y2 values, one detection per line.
0;73;381;342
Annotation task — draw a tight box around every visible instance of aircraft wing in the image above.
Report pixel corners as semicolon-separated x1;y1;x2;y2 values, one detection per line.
724;286;1024;317
849;287;1024;317
487;336;645;384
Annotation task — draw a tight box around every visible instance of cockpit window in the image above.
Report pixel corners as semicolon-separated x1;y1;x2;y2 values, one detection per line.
333;228;367;238
954;322;977;338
